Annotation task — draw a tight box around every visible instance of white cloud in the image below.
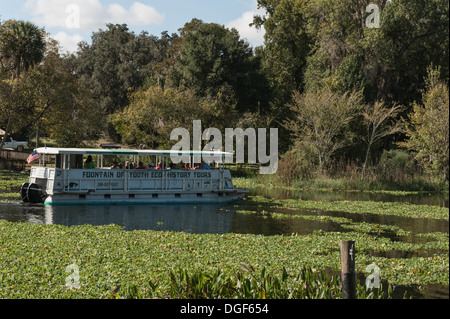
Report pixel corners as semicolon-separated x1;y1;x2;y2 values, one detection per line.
107;3;129;24
129;2;164;25
50;31;84;53
25;0;164;31
106;2;164;25
226;0;266;48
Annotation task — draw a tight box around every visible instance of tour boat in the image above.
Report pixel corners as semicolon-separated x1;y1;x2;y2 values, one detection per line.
21;147;248;205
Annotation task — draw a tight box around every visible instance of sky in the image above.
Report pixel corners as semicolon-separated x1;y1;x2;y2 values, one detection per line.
0;0;266;53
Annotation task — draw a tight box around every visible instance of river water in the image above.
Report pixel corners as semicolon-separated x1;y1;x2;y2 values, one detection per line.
0;188;447;233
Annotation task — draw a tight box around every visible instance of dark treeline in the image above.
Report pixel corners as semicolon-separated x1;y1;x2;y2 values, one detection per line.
0;0;448;184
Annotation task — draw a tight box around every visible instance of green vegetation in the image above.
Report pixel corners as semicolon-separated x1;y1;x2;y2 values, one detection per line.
242;195;449;220
2;219;443;299
0;212;449;298
0;170;27;200
166;265;394;299
0;169;27;192
233;173;449;193
400;67;449;182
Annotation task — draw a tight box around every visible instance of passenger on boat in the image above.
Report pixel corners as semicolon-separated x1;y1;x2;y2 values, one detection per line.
200;161;211;170
148;163;154;169
136;162;145;169
125;161;134;169
184;163;191;170
193;161;211;170
84;155;96;169
156;162;163;170
168;163;177;169
110;162;119;169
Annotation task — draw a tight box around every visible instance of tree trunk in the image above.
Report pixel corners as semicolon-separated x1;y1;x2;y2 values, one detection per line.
362;142;372;179
0;117;12;155
35;127;39;149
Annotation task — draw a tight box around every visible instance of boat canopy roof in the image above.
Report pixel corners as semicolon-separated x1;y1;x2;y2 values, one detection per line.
35;147;233;158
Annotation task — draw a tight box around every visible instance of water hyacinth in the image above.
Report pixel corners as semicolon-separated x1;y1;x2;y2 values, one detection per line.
0;218;447;298
243;195;449;220
0;171;447;298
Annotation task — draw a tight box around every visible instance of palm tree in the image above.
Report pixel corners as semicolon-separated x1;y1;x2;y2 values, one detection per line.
0;20;46;78
0;20;46;150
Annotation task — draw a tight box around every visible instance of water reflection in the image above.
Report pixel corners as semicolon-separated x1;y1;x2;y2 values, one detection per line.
0;200;448;237
45;204;237;233
0;202;350;236
1;202;295;235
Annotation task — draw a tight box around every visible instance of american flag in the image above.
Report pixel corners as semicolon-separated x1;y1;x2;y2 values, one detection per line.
26;149;39;164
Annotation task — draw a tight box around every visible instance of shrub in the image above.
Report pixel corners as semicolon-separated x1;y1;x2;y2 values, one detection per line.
377;149;417;183
277;142;319;185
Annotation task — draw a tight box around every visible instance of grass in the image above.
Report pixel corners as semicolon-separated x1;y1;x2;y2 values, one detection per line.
232;173;449;194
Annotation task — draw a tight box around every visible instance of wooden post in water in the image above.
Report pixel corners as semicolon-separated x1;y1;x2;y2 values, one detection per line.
340;240;356;299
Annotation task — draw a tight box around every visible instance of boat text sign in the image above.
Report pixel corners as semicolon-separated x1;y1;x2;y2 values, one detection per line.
72;169;213;180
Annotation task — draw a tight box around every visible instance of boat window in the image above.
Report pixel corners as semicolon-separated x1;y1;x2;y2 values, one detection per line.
70;154;83;169
55;155;62;168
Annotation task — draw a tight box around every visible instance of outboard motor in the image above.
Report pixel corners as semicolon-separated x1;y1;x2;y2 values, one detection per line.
21;182;30;202
21;183;46;203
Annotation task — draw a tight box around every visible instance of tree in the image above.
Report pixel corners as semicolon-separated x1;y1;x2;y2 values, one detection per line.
284;88;365;172
111;85;237;149
298;0;448;107
360;101;403;177
173;21;270;114
0;36;99;149
0;20;46;79
362;0;449;105
400;67;449;182
253;0;311;98
0;20;46;150
27;39;100;147
253;0;312;153
150;31;180;89
75;24;165;138
0;71;33;145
